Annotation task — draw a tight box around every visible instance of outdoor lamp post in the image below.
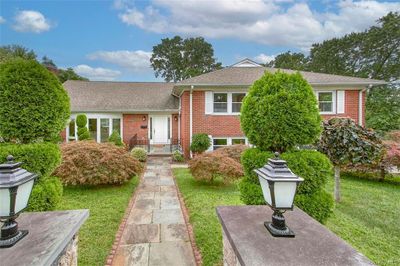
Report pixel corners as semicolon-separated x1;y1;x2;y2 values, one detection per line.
254;152;303;238
0;155;37;248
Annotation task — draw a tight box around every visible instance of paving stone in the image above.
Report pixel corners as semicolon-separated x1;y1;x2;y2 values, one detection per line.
160;185;176;192
138;184;160;192
160;197;180;209
134;198;160;210
154;191;177;198
144;172;157;178
121;224;160;244
160;224;189;242
127;209;152;225
152;209;184;224
136;192;155;200
149;241;196;266
157;178;175;186
113;244;149;266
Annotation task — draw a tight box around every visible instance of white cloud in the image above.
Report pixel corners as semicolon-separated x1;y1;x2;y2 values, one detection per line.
87;50;152;72
0;16;5;24
73;65;121;81
254;53;276;64
117;0;400;49
13;10;52;33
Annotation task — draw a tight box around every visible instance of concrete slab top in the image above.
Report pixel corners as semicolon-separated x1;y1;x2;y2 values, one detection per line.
217;206;374;266
0;209;89;266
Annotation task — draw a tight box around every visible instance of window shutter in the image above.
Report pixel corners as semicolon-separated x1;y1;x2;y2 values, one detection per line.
205;91;213;114
207;135;213;152
337;91;345;114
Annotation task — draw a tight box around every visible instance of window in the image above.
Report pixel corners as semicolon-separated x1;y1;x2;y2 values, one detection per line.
89;119;97;140
68;120;76;140
232;93;245;113
100;118;110;142
232;138;246;145
112;118;121;135
213;138;228;150
318;92;333;113
213;93;228;113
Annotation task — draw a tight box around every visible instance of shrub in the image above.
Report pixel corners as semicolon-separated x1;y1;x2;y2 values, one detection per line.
241;148;274;179
190;133;211;154
212;144;248;163
108;130;124;146
54;141;143;185
76;114;91;140
131;147;147;162
238;177;265;205
0;143;61;177
240;71;321;153
27;176;63;212
189;153;243;184
172;150;185;162
294;189;334;224
0;59;70;143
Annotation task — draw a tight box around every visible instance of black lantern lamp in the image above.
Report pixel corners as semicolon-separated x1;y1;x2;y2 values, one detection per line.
0;155;37;248
254;152;303;238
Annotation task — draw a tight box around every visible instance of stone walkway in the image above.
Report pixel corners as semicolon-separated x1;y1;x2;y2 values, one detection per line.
112;157;196;266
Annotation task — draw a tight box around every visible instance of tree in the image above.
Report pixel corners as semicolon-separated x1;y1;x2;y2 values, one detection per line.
190;133;211;154
240;71;321;153
57;68;88;83
0;59;70;143
0;45;37;63
318;118;383;202
41;56;57;69
151;36;222;82
267;51;309;70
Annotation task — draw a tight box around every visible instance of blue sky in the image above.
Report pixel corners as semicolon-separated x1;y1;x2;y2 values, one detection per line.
0;0;399;81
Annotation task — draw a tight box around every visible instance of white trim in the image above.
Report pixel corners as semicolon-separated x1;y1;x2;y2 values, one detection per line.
210;136;248;151
358;90;364;126
190;86;193;158
337;90;345;114
210;91;247;115
316;91;336;115
148;114;171;144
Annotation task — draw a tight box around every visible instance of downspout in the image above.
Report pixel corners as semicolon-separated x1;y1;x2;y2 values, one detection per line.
178;95;181;146
190;85;194;158
359;87;368;126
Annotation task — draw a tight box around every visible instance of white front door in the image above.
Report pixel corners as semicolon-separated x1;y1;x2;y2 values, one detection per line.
150;116;169;144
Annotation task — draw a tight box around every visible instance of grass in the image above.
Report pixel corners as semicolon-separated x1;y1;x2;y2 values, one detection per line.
56;177;139;266
174;168;242;266
174;168;400;266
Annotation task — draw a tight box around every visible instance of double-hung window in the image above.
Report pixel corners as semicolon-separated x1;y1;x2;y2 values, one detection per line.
210;92;246;114
232;93;246;113
317;92;334;113
213;138;228;150
213;93;228;113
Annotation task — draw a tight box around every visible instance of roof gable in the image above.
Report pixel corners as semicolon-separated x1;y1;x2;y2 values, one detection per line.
231;58;262;68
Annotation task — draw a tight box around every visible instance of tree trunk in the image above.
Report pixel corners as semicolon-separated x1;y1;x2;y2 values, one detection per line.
334;165;341;202
379;164;386;182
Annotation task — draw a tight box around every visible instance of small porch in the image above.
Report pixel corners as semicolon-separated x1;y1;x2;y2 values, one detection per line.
129;136;180;155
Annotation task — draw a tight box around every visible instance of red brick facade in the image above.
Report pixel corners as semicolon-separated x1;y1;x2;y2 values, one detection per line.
122;114;149;144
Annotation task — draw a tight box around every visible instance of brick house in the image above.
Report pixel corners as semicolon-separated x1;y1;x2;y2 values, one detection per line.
62;59;385;158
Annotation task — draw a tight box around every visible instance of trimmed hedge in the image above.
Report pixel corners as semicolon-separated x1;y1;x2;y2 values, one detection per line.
239;148;334;223
27;176;63;211
0;143;61;177
108;130;124;146
131;147;147;162
0;59;70;143
294;189;334;224
190;133;211;154
76;114;90;140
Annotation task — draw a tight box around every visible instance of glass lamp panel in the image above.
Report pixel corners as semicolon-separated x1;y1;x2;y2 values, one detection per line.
14;180;34;214
258;177;272;206
0;188;11;217
273;181;297;209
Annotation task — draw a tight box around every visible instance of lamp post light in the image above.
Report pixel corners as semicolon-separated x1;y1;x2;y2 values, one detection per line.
254;152;303;238
0;155;37;248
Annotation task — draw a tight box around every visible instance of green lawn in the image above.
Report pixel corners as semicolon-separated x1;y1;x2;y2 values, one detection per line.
56;177;139;266
174;168;400;266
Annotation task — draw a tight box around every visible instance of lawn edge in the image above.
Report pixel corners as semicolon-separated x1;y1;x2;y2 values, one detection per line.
172;168;204;266
104;165;145;266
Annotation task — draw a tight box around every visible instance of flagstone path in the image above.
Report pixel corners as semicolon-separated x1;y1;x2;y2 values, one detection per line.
112;157;196;266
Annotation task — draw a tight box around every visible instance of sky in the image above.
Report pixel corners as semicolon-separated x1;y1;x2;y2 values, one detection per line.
0;0;399;81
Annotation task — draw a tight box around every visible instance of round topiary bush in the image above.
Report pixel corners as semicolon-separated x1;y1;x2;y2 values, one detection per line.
76;114;90;140
54;141;143;185
108;130;124;146
131;147;147;162
27;176;63;212
172;150;185;162
0;59;70;143
240;71;321;153
190;133;211;154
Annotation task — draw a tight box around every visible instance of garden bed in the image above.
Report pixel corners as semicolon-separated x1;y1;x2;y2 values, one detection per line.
174;168;400;266
56;177;139;266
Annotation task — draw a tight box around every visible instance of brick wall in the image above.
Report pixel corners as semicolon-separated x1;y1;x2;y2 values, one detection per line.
122;114;148;145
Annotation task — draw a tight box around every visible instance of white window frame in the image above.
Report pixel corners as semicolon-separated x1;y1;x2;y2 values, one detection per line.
211;137;249;150
231;92;246;114
316;91;336;115
211;91;247;115
213;93;229;113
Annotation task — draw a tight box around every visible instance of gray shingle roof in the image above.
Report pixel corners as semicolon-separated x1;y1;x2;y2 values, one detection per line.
174;66;386;94
63;80;178;112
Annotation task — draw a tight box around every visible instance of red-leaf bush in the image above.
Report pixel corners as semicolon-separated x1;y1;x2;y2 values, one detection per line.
212;144;248;163
54;141;143;185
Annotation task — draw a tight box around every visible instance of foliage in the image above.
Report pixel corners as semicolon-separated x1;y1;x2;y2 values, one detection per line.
131;147;147;162
189;153;244;184
366;85;400;133
0;59;70;143
295;189;334;223
318;118;383;167
0;45;37;63
57;177;138;265
241;71;321;152
27;176;63;212
150;36;222;82
76;114;91;140
54;141;143;185
190;133;211;154
267;51;309;70
238;176;265;205
108;130;124;146
172;150;185;162
57;68;88;83
0;143;61;178
212;144;248;163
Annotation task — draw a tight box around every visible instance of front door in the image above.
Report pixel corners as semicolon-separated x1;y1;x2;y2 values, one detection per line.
150;116;169;144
